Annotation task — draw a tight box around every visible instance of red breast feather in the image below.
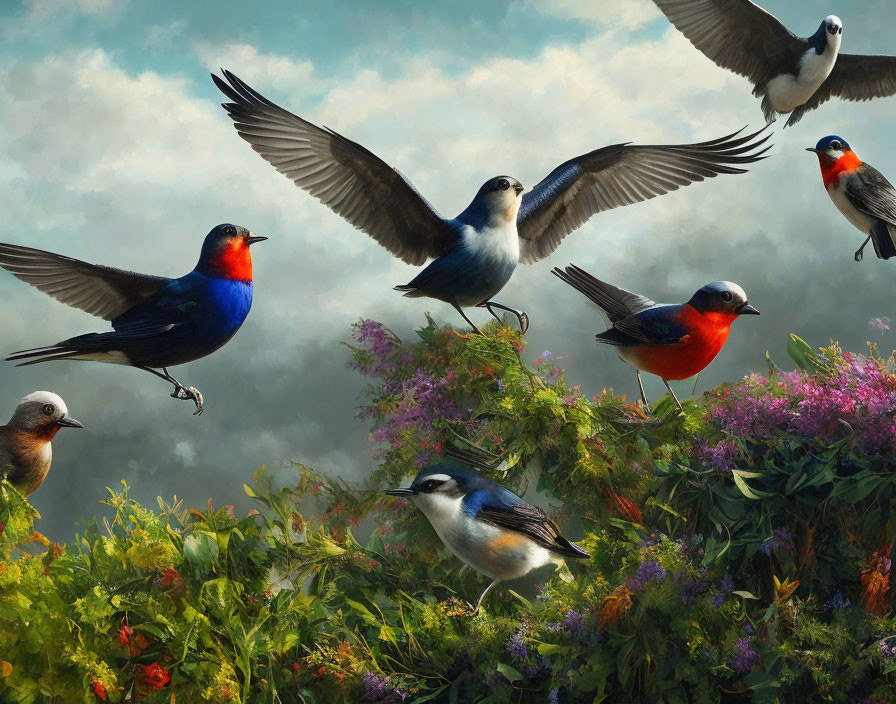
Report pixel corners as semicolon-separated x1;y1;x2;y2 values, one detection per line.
625;306;737;380
819;151;863;189
205;238;253;281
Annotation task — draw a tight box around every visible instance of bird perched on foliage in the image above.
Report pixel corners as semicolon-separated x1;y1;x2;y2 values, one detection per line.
0;391;82;495
807;136;896;262
553;265;759;412
0;224;266;415
651;1;896;127
213;69;770;335
386;456;589;614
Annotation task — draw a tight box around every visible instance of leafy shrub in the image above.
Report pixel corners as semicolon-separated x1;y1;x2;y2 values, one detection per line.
1;318;895;703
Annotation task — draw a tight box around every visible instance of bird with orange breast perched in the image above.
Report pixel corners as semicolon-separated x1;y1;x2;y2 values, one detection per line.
553;265;759;412
807;136;896;262
386;452;589;614
0;224;266;415
0;391;82;496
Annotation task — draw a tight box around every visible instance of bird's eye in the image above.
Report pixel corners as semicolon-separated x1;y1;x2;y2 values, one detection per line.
421;479;444;493
830;141;841;151
42;404;55;416
720;291;734;303
224;225;236;236
497;179;510;191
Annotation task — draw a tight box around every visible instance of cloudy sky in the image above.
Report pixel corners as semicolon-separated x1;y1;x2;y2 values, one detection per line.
2;0;895;539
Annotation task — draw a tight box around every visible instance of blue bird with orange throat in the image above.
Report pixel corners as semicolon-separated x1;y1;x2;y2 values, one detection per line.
386;451;589;614
0;224;266;415
807;136;896;262
553;265;759;412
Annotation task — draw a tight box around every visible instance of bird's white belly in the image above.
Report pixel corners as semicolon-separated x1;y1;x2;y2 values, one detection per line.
462;223;520;265
766;49;837;112
419;495;552;581
828;182;877;235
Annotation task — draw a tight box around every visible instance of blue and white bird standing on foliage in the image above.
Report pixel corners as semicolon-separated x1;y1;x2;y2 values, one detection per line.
213;70;770;335
651;0;896;127
386;458;589;614
807;136;896;262
0;224;267;415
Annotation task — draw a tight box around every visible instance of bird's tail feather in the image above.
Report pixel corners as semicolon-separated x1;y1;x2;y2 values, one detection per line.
872;222;896;260
552;536;590;560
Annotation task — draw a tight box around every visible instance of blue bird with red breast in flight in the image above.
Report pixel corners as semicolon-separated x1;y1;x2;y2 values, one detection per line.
553;265;759;412
0;224;267;415
807;136;896;263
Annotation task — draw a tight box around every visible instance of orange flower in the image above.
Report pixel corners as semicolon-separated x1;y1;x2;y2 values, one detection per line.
138;663;171;689
605;489;643;525
118;624;134;647
91;680;107;701
861;549;891;615
599;585;633;629
160;567;186;597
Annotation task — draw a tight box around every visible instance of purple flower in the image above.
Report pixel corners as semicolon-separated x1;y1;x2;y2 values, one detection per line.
363;672;407;702
548;689;560;704
730;637;759;674
711;594;724;609
564;609;584;635
823;589;851;611
720;574;735;595
627;560;666;591
497;379;505;393
880;640;896;659
759;539;775;556
507;632;528;661
869;317;891;334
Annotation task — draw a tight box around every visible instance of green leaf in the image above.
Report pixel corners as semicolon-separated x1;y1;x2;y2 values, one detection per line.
732;591;758;600
495;663;523;683
731;470;772;499
786;334;824;371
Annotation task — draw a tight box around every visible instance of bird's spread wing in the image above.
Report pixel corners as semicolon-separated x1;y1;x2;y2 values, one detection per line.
786;54;896;126
0;244;170;321
844;165;896;226
650;0;805;85
517;127;771;262
473;491;589;559
213;70;456;265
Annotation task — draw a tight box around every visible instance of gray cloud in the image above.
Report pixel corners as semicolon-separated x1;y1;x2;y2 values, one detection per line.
1;1;895;540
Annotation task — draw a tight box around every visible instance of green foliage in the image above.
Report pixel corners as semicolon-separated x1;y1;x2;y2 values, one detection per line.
1;319;896;703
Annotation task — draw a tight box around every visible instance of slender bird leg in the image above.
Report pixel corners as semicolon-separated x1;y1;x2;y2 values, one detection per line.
663;379;684;412
855;235;873;262
635;370;651;414
136;366;205;415
452;303;485;336
481;301;530;335
467;579;500;616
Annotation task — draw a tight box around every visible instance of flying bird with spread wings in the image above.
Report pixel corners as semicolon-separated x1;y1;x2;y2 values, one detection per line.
651;1;896;127
213;70;770;335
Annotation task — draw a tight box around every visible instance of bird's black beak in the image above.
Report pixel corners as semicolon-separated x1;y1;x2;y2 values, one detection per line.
513;183;524;195
736;302;760;315
56;416;84;429
246;235;268;245
806;147;820;153
385;488;416;496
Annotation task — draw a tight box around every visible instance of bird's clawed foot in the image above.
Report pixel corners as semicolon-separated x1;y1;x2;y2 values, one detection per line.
482;301;530;335
855;235;872;262
171;384;204;415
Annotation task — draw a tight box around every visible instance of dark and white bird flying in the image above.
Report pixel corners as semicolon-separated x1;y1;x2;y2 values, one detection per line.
214;70;770;334
651;0;896;127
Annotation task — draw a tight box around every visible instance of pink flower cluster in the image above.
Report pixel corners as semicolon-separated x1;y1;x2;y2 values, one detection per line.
711;354;896;453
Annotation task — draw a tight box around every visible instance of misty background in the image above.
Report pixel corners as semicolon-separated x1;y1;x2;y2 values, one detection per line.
1;0;894;540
